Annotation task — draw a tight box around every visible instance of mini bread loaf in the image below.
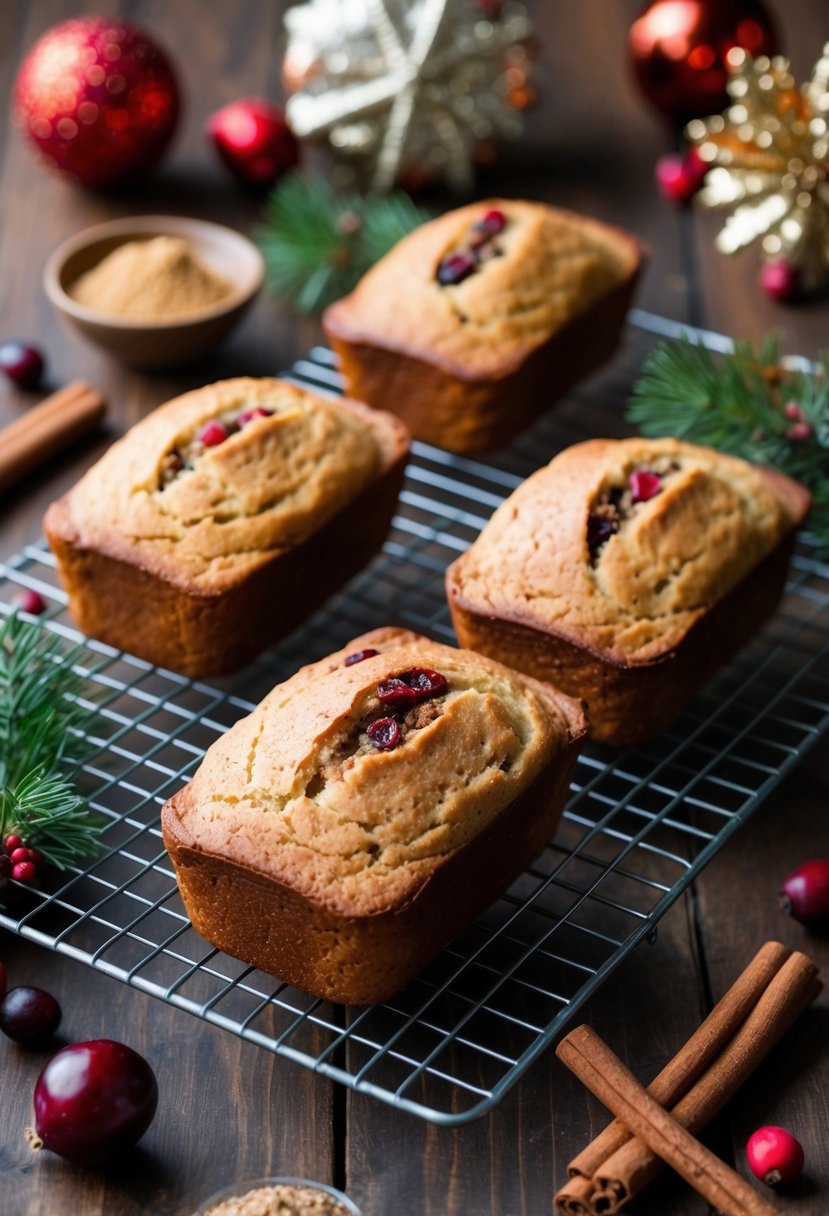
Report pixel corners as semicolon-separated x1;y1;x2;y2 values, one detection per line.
45;379;409;677
324;199;643;453
162;627;587;1005
447;438;811;747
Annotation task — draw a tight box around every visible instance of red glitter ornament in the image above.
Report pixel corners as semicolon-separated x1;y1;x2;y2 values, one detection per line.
206;98;300;189
628;0;779;124
13;17;180;190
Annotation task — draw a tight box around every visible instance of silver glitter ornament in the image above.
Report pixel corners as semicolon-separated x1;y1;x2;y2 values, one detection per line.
283;0;536;193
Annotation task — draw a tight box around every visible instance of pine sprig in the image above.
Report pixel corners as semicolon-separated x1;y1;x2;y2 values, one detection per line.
0;614;103;869
257;171;430;316
627;336;829;557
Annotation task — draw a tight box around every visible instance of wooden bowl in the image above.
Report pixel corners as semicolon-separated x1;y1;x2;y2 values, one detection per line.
44;216;265;371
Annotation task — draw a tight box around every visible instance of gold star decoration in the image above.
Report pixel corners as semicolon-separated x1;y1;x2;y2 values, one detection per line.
283;0;535;194
687;44;829;291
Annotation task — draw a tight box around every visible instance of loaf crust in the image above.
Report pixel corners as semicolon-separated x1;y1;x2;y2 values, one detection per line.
162;627;588;1004
447;438;811;746
44;379;409;676
324;199;643;453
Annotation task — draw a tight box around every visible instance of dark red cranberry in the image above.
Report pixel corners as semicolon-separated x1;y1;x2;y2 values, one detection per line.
236;407;273;426
0;986;61;1045
16;588;46;615
377;668;449;706
197;420;229;447
345;648;379;666
12;861;37;883
4;834;23;854
480;207;507;233
437;253;476;286
34;1039;158;1166
779;859;829;925
0;341;45;389
29;849;44;866
587;516;616;558
629;470;662;503
367;718;400;750
9;847;33;864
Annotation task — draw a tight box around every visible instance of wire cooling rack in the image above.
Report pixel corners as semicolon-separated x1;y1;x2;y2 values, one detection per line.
1;311;828;1125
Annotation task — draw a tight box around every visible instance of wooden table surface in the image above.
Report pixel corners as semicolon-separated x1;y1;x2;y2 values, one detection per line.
1;2;828;1214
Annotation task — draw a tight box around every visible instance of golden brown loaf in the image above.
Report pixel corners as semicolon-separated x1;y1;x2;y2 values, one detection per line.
324;199;643;453
45;379;409;676
447;438;811;746
162;627;587;1004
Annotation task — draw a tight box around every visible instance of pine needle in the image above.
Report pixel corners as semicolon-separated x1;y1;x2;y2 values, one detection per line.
627;336;829;557
257;171;431;316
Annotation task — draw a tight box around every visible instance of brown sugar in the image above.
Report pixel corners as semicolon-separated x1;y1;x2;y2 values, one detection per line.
69;235;232;320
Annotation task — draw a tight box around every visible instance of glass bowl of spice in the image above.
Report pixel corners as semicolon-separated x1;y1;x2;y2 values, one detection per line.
195;1176;362;1216
44;215;265;370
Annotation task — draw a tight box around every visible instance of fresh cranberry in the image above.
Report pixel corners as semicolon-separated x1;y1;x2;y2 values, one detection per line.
345;648;379;666
197;420;229;447
480;207;507;233
9;847;34;864
0;986;61;1046
377;668;449;706
437;253;476;286
34;1039;158;1166
367;718;400;750
0;341;45;389
779;859;829;925
236;407;273;426
629;470;662;503
12;861;37;883
29;849;44;866
787;421;812;440
16;588;46;615
4;834;23;854
746;1126;804;1187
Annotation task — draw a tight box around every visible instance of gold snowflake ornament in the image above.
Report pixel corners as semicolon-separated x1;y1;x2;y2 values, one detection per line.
687;44;829;290
283;0;535;193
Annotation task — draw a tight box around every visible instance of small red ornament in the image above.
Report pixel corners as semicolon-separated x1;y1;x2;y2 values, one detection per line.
760;259;801;303
655;147;708;204
14;17;179;190
629;0;779;124
206;99;300;189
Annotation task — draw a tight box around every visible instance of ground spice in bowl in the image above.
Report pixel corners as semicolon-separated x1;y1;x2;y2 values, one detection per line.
68;235;232;321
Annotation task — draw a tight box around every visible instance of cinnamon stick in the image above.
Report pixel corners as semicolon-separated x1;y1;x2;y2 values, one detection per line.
0;381;107;494
567;940;790;1184
592;951;820;1212
557;1026;780;1216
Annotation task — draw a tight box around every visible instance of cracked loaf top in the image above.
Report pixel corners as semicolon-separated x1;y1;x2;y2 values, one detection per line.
449;438;810;663
162;628;587;917
323;199;641;379
50;378;407;591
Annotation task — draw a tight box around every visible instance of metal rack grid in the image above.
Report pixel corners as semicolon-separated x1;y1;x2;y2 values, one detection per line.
1;312;827;1126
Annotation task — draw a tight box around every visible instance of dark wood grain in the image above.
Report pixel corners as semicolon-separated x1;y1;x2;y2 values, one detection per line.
0;3;827;1215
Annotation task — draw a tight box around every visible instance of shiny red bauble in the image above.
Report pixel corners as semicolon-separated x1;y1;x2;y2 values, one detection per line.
34;1039;158;1166
206;98;300;189
629;0;780;124
14;17;180;189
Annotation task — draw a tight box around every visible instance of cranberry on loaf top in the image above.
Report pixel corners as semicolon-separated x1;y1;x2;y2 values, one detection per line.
324;199;638;378
49;378;384;592
449;437;809;664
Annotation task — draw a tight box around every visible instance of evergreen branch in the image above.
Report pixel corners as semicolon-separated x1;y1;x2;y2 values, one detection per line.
0;614;103;869
257;171;431;316
627;336;829;557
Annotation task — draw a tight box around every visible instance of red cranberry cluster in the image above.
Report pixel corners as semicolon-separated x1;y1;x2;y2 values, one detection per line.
367;668;449;751
0;834;44;884
587;468;663;560
436;208;508;286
